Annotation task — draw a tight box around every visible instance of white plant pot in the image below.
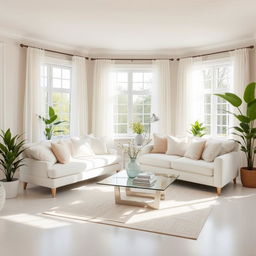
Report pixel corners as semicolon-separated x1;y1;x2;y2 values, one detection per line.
0;182;6;210
2;179;19;199
135;134;144;146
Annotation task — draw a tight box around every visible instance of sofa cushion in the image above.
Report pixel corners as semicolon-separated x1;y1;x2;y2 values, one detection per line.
151;134;167;153
166;136;189;156
48;154;121;178
139;154;181;169
172;157;214;177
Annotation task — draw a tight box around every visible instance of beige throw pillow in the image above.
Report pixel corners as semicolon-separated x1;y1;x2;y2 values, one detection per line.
202;140;222;162
220;140;236;155
51;142;71;164
184;140;206;160
166;136;189;156
71;137;95;157
151;134;167;153
25;142;57;163
84;135;108;154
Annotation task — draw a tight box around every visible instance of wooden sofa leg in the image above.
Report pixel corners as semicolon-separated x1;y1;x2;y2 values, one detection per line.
23;182;28;190
217;187;221;196
233;177;237;184
51;188;57;198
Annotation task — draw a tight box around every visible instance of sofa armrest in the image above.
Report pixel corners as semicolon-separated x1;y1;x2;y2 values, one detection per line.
213;151;240;188
20;158;54;179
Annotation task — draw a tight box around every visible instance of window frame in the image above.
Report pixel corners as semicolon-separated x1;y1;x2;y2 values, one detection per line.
113;65;153;138
202;58;233;137
41;57;72;137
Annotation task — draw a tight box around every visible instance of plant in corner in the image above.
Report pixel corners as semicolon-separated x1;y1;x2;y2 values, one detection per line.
131;122;145;146
215;82;256;187
189;120;206;137
0;129;26;198
38;106;65;140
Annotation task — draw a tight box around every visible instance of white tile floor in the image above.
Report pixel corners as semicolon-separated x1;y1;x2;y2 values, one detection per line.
1;179;256;256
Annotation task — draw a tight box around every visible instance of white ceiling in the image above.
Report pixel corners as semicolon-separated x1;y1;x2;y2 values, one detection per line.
0;0;256;55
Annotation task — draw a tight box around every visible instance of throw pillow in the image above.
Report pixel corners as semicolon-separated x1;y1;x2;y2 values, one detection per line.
166;136;189;156
51;142;71;164
151;134;167;153
220;140;236;155
71;137;95;157
84;135;108;154
184;139;206;160
25;142;57;163
202;140;222;162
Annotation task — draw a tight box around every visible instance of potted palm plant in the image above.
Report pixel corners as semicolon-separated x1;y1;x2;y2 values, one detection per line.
0;129;26;198
38;106;65;140
215;82;256;187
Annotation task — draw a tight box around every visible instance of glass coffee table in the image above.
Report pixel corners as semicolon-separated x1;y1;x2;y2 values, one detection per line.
97;170;179;210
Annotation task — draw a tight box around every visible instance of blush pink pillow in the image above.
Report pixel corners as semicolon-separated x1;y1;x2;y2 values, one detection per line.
151;134;167;153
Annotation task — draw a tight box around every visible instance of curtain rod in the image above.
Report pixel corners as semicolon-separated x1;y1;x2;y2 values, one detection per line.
20;44;89;60
90;57;175;61
177;45;254;61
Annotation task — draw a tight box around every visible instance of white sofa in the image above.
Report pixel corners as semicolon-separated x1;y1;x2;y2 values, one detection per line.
138;144;240;195
20;140;121;197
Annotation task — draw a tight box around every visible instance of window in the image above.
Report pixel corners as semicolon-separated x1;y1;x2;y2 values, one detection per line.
41;60;72;136
112;68;153;136
202;60;233;137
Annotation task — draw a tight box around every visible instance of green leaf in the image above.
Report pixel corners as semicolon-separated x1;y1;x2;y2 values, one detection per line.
244;82;256;103
233;126;244;133
235;115;250;123
215;93;242;107
49;106;55;118
247;99;256;120
240;123;250;133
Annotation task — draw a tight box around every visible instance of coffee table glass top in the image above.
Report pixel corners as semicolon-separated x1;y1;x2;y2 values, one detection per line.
97;170;179;191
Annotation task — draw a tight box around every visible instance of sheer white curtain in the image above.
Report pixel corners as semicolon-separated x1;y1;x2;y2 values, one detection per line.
23;47;44;142
153;60;172;134
231;48;250;114
71;56;88;137
175;57;203;136
92;60;114;138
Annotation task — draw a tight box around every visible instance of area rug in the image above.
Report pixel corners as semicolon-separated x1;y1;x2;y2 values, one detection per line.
43;182;217;239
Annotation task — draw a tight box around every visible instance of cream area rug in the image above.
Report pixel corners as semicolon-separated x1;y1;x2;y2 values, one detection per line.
43;181;217;240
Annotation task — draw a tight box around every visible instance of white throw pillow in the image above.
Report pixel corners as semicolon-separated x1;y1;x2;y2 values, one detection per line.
184;139;206;160
166;136;189;156
220;140;236;155
25;142;57;163
71;137;95;157
85;135;108;155
202;140;222;162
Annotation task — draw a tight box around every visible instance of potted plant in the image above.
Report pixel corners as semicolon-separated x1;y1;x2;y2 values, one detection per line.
38;106;65;140
0;129;26;198
189;120;206;137
131;122;145;146
215;82;256;187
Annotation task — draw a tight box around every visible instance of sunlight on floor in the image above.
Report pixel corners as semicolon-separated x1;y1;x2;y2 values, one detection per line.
0;213;71;229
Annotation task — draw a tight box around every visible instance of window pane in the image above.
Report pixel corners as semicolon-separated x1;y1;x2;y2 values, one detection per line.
132;115;143;122
62;69;70;79
53;78;61;88
117;72;128;82
133;105;143;113
144;105;151;113
117;105;128;113
133;72;143;82
217;67;230;89
62;79;70;89
144;73;152;82
117;83;128;91
204;94;211;104
118;115;127;123
117;94;128;104
133;83;144;91
53;67;61;78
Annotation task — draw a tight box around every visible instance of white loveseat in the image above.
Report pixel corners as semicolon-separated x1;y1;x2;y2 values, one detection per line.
139;141;240;195
20;138;121;197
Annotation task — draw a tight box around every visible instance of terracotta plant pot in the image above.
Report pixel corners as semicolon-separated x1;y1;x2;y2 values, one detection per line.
240;167;256;188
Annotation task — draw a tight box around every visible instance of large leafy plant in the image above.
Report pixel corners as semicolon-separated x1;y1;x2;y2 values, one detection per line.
38;106;65;140
0;129;26;182
215;82;256;170
189;120;206;137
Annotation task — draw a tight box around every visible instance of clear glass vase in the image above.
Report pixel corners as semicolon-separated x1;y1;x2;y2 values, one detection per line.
126;158;140;178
